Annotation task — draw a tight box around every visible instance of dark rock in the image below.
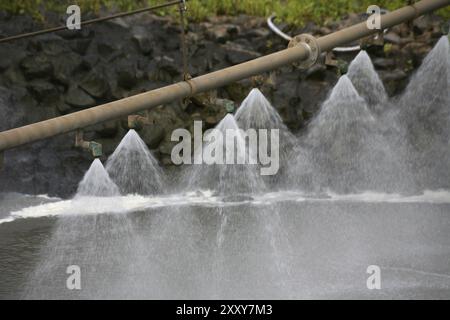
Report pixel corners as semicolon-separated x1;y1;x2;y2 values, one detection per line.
27;80;59;103
0;45;27;72
132;34;153;55
155;55;180;77
110;85;128;100
116;60;138;89
81;54;100;70
97;40;122;59
65;86;96;109
305;64;327;81
56;101;72;115
157;24;181;51
20;54;54;79
3;67;27;86
413;16;432;34
0;87;21;131
318;27;332;36
69;38;92;55
0;59;8;72
232;38;253;49
384;32;401;44
94;120;119;138
106;18;130;30
224;43;261;64
225;80;253;101
380;69;409;96
51;52;83;86
242;28;270;39
207;24;240;43
205;115;219;126
402;42;430;59
381;69;408;82
58;28;92;40
140;124;165;149
159;141;177;155
38;37;69;56
80;71;109;98
373;58;396;70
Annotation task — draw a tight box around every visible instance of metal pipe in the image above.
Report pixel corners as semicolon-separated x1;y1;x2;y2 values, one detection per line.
0;0;448;152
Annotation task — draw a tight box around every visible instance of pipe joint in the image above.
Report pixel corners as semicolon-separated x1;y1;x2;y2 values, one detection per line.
184;78;197;97
410;3;421;18
288;34;321;69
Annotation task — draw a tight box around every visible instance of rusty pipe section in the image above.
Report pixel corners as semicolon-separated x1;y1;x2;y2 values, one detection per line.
0;0;449;152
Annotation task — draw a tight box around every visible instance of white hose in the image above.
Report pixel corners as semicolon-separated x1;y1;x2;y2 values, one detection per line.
267;14;293;42
267;12;389;53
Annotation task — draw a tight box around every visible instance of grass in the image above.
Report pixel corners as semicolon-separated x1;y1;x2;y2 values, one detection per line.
1;0;449;26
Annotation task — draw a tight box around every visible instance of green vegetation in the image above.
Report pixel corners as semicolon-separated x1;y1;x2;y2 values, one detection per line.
1;0;449;26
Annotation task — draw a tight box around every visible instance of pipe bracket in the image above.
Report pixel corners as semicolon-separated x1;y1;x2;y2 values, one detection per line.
75;130;102;158
288;33;320;69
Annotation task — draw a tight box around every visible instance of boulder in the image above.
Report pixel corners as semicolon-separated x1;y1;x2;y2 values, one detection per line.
3;67;27;86
35;36;69;56
81;54;100;70
106;18;130;30
373;58;396;70
140;124;165;149
0;59;9;72
242;28;270;40
65;86;96;109
80;71;109;98
69;38;92;55
305;64;327;81
159;141;177;156
97;40;122;59
58;28;92;40
207;24;240;43
27;80;59;103
384;32;401;44
155;55;181;78
132;34;153;55
20;54;54;79
56;101;72;115
94;120;119;138
380;69;408;96
116;60;138;89
51;52;83;86
0;45;26;70
224;43;261;64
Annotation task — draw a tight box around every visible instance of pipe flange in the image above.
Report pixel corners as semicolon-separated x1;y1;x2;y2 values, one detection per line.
287;33;320;69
